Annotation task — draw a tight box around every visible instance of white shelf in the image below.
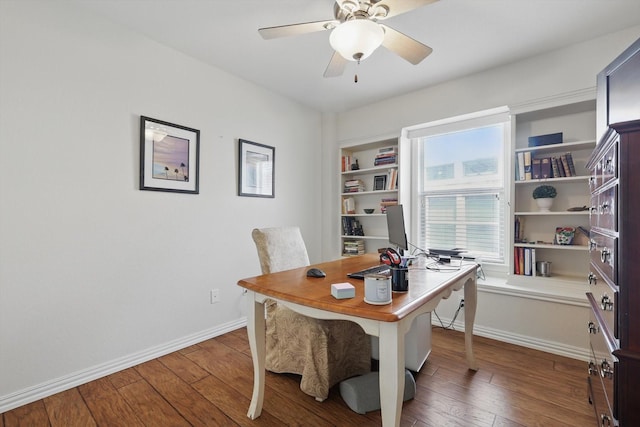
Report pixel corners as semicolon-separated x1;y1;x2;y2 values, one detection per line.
515;175;589;185
341;235;387;240
342;165;397;176
514;139;596;154
514;243;589;251
510;99;595;293
341;190;397;196
514;211;589;216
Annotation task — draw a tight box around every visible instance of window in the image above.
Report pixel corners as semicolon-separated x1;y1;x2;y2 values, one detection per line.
405;108;510;264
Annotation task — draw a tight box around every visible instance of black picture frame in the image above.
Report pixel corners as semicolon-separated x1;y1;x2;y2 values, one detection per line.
238;139;275;198
374;174;387;191
140;116;200;194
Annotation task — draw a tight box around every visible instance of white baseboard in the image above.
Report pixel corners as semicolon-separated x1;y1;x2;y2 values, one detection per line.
432;317;590;362
0;318;247;414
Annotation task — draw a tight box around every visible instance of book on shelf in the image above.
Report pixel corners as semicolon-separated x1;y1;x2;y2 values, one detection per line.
374;153;397;166
524;151;532;180
532;158;541;179
540;157;551;179
342;197;355;214
341;155;352;172
343;179;365;193
552;156;564;177
386;168;398;190
524;248;532;276
377;146;397;155
343;239;365;256
564;152;577;176
379;197;398;213
516;152;525;181
341;217;363;236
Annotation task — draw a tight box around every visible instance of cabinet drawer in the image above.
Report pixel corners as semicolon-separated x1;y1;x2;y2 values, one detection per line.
589;231;617;285
598;185;618;231
587;308;617;424
600;142;617;187
587;268;619;339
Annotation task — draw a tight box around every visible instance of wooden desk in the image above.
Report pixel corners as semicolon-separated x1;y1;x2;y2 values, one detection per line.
237;253;479;427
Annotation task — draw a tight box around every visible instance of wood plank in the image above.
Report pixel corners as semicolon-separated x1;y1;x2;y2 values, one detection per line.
2;400;50;426
44;388;96;427
187;344;335;426
191;374;284;426
134;359;235;426
3;325;599;427
78;377;144;427
107;367;142;389
118;380;190;426
158;351;210;384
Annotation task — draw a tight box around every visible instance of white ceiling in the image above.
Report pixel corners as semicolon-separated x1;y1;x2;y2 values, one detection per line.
71;0;640;113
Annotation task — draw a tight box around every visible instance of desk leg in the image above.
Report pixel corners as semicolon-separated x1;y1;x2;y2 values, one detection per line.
379;321;404;427
463;274;479;371
246;293;266;419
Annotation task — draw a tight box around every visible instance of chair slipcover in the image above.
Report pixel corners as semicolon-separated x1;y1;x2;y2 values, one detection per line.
251;227;371;400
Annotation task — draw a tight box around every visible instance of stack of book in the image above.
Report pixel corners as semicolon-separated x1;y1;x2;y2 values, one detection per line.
343;239;365;256
343;179;364;193
374;146;397;166
380;197;398;213
516;151;577;180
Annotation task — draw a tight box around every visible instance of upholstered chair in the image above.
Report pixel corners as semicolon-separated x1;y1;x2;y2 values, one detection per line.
251;227;371;401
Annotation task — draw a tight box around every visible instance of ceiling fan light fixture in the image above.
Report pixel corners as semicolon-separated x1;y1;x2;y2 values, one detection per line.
329;19;384;61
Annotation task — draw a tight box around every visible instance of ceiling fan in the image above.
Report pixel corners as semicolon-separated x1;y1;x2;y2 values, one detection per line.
258;0;438;78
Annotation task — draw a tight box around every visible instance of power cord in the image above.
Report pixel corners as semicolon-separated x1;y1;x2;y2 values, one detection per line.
433;298;465;330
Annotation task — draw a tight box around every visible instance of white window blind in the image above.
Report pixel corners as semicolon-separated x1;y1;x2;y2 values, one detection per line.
410;108;509;264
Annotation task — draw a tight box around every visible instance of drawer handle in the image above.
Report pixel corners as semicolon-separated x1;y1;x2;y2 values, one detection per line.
605;157;614;174
600;359;613;379
588;361;598;375
600;202;609;214
588;272;597;285
588;321;598;334
600;295;614;311
600;247;610;264
601;413;612;427
590;240;597;251
590;206;598;214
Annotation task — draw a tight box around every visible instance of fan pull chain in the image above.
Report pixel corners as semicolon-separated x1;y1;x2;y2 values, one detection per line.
354;57;360;83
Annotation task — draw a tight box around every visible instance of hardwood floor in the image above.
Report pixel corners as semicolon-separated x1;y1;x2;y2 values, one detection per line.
1;327;594;426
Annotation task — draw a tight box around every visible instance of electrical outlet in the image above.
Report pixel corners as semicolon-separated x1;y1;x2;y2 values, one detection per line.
210;289;220;304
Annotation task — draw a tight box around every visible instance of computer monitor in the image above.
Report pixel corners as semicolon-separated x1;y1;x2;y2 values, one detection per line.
386;204;408;252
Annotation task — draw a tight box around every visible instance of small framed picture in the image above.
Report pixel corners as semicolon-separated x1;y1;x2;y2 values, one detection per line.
373;175;387;191
140;116;200;194
238;139;275;198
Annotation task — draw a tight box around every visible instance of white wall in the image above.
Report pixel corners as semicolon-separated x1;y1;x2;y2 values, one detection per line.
323;27;640;359
0;1;322;411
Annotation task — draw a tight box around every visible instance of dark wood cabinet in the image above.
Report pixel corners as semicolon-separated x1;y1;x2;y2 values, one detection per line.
587;37;640;427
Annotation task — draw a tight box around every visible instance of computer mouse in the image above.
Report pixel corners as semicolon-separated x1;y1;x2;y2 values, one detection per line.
306;268;326;278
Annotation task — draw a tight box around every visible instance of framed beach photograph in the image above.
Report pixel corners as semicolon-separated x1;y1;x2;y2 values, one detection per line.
140;116;200;194
238;139;275;198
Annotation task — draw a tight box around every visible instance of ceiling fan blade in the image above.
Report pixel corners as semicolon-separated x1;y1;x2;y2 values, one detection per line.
324;51;348;77
258;20;337;40
375;0;439;20
380;24;432;65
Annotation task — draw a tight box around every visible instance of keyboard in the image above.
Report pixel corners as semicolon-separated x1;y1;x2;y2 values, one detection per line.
347;264;390;280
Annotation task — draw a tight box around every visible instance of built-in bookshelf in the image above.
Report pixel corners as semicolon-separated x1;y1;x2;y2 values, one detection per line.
509;97;596;291
339;138;399;256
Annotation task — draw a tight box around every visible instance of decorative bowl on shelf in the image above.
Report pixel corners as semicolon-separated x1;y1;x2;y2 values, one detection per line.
364;209;375;214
